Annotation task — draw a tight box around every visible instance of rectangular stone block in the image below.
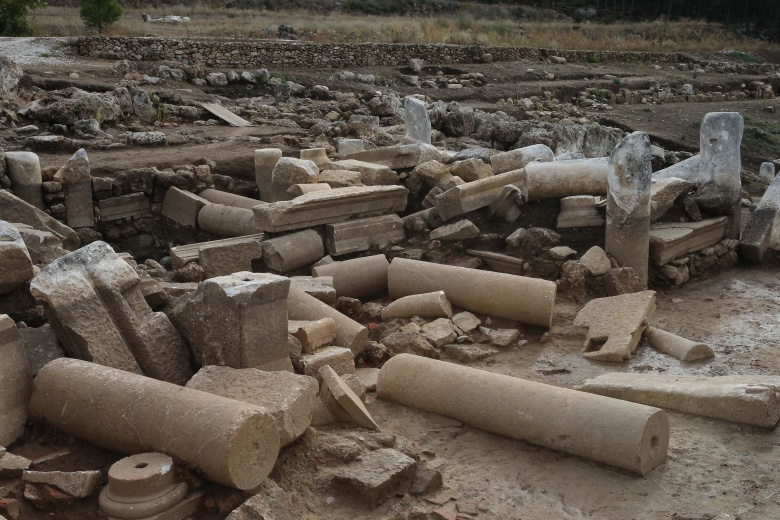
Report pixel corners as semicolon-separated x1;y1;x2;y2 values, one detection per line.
252;186;408;233
434;170;524;221
344;143;441;170
300;346;355;381
162;187;210;228
98;193;150;222
63;182;94;228
649;217;728;266
199;239;264;278
0;314;32;446
325;214;405;256
170;233;266;269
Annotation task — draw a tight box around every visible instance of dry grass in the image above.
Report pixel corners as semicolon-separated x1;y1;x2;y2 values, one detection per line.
31;6;780;53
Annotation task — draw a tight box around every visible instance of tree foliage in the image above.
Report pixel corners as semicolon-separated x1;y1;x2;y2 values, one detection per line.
80;0;122;34
0;0;44;36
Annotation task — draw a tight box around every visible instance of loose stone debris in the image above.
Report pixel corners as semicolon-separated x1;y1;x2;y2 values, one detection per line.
0;43;779;519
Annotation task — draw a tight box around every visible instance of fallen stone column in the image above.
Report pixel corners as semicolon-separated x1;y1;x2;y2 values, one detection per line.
30;358;280;490
199;189;266;209
198;204;259;237
54;149;94;228
740;172;780;262
378;354;669;476
0;314;31;446
644;326;714;361
254;148;282;202
312;254;389;299
654;112;743;238
287;285;367;355
388;258;555;328
5;151;44;209
161;187;209;228
381;291;452;320
434;169;524;222
261;229;324;274
605;132;652;287
578;373;780;428
523;157;608;201
253;186;408;233
490;144;554;174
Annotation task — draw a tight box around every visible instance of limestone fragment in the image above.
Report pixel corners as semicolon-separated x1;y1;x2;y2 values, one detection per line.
430;219;479;241
382;291;452;320
169;272;291;371
288;318;337;352
452;311;480;332
170;234;266;270
490;144;554;174
319;365;379;430
333;448;416;507
0;221;34;294
557;195;604;229
450;158;493;182
254;148;282;202
578;373;780;428
31;359;280;490
198;204;258;237
606;132;652;286
53;149;94;228
98;193;150;221
261;229;324;273
579;245;611;276
161;186;210;228
760;161;776;182
288;285;367;354
0;190;79;249
523;157;609;201
300;346;356;380
199;188;266;209
650;177;693;221
0;450;31;479
324;214;404;256
271;157;318;202
5;151;43;209
573;290;656;362
23;471;101;498
186;366;317;446
649;217;728;265
0;315;31;446
289;275;336;303
199;239;264;278
404;96;432;145
330;159;398;186
435;169;523;222
741;172;780;262
643;326;714;361
344;143;441;170
378;354;669;476
312;254;389;299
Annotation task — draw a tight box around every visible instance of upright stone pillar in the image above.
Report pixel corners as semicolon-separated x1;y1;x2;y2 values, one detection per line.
29;241;192;385
760;162;776;183
168;272;292;372
0;314;32;446
403;97;431;145
5;151;44;209
606;132;652;287
55;149;94;228
254;149;283;202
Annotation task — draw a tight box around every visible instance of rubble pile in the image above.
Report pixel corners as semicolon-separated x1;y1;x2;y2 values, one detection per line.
2;50;780;520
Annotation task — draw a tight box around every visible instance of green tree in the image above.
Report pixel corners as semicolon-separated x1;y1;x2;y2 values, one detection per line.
0;0;44;36
80;0;123;34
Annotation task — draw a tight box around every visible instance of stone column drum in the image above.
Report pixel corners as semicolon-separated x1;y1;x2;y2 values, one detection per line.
287;285;367;355
605;132;652;287
254;148;283;202
30;358;280;490
5;151;44;209
388;258;556;328
523;157;609;201
312;254;389;299
55;149;94;228
377;354;669;476
197;204;258;237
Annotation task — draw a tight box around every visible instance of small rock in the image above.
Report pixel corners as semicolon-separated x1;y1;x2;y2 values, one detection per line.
430;220;479;241
421;318;458;347
451;311;480;332
0;451;31;478
332;448;417;507
22;470;102;498
549;246;576;261
579;246;610;276
487;328;520;347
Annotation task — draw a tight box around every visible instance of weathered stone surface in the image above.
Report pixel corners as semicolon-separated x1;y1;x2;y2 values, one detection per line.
0;190;79;250
262;229;324;273
5;151;44;210
186;365;317;446
579;373;780;428
199;239;264;279
288;285;367;354
404;97;431;145
253;185;408;233
381;331;440;359
98;192;151;222
199;189;266;209
490;144;554;174
333;448;416;507
288;182;332;197
573;290;656;362
325;214;404;256
604;267;644;296
435;169;524;221
23;470;101;498
331;160;398;186
300;147;331;167
557;195;604;229
300;346;355;380
606;132;652;287
741;172;780;262
0;450;31;479
170;234;266;270
271;157;319;202
382;291;452;320
317;169;363;188
650;177;693;221
226;479;293;520
430;219;479;241
579;245;610;276
162;187;210;228
452;311;480;332
345;143;440;170
760;162;776;183
0;56;22;96
0;315;31;446
169;272;291;371
288;318;336;353
14;224;68;266
320;365;379;430
450;158;493;183
289;276;336;303
30;241;191;384
422;319;458;348
255;148;283;202
198;204;259;237
649;217;728;266
644;326;714;361
486;328;520;347
0;221;34;294
413;160;455;190
312;254;389;300
523;157;609;202
18;324;65;376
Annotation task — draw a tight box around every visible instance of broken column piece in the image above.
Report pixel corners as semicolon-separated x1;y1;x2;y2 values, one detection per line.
557;196;604;229
31;358;281;490
254;148;283;202
741;172;780;262
578;373;780;428
319;365;379;430
434;169;524;222
0;314;32;446
0;221;34;294
54;149;94;228
643;326;714;361
404;97;432;145
198;204;259;237
271;157;318;202
344;143;440;170
169;272;291;372
324;214;405;256
198;239;264;278
161;187;210;228
5;151;44;209
300;148;331;167
253;185;408;233
288;319;336;353
605;132;652;287
378;354;669;476
382;291;452;320
490;144;554;174
524;158;609;201
288;183;332;197
760;162;776;183
199;188;265;209
312;254;389;299
99;452;201;520
30;241;192;384
332;448;416;507
186;366;317;446
649;217;728;265
288;285;368;355
650;177;694;221
573;290;656;362
388;258;556;328
654;112;743;237
261;229;324;273
0;190;79;250
170;233;266;269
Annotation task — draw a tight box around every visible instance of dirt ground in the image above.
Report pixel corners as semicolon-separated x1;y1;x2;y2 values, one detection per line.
3;38;780;520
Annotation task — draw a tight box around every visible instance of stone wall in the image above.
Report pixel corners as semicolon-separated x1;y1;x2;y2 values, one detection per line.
78;36;695;69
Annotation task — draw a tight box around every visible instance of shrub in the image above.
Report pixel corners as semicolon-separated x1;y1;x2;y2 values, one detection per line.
80;0;122;34
0;0;44;36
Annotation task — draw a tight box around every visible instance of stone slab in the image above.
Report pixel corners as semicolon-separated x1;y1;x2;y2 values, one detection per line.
98;193;151;222
325;214;405;256
170;234;266;270
649;217;728;266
